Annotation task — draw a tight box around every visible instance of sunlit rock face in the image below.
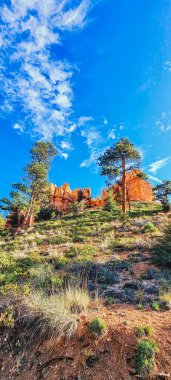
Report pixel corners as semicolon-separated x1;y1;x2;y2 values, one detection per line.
102;170;154;202
50;171;154;213
50;183;92;213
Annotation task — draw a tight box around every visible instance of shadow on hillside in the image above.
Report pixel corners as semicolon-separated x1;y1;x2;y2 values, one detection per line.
128;209;161;218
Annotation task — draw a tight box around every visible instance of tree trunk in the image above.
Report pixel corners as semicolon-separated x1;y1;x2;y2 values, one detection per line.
126;186;131;210
29;211;34;227
22;194;34;227
122;157;126;213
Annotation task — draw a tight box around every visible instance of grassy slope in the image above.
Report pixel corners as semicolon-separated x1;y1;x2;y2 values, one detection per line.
0;203;171;379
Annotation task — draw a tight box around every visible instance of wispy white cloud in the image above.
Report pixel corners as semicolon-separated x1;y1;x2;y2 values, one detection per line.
80;150;99;168
81;128;102;147
13;123;24;133
54;0;92;31
108;129;115;139
0;0;95;142
103;117;108;125
156;112;171;132
148;157;171;174
60;140;73;150
59;151;69;160
148;175;162;184
80;120;119;169
164;61;171;71
78;116;94;126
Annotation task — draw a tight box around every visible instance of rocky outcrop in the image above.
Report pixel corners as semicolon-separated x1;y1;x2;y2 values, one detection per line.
50;170;154;213
102;170;154;203
50;183;91;213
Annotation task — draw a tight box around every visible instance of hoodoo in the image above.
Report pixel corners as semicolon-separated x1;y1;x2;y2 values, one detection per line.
50;170;154;213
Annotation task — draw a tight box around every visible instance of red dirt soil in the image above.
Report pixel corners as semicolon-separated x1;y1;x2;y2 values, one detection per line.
0;304;171;380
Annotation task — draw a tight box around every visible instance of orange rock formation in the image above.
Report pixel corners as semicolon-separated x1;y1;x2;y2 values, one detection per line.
50;171;154;213
102;170;154;203
50;183;91;213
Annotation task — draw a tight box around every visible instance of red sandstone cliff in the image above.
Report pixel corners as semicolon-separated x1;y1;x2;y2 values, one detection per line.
50;183;91;213
50;171;154;213
102;170;154;204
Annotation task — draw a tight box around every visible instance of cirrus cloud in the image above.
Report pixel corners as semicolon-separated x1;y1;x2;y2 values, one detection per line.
0;0;96;145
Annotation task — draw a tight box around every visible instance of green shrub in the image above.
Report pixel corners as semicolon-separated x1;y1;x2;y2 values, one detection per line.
135;325;152;338
152;224;171;267
66;245;95;263
142;222;158;234
37;207;59;221
48;235;69;244
135;339;158;376
88;317;107;336
151;301;160;311
107;296;116;305
135;326;145;338
144;325;153;336
0;306;15;328
137;303;144;310
103;192;116;212
72;235;84;243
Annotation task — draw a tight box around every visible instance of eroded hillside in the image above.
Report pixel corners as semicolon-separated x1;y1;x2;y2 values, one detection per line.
0;203;171;379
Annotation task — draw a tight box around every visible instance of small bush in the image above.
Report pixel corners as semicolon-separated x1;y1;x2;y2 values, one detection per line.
160;292;171;303
137;303;144;310
135;325;152;338
0;306;15;328
135;339;158;376
48;235;69;244
144;325;153;336
88;317;107;336
107;296;116;305
72;235;84;243
151;301;160;311
103;192;116;212
142;222;158;234
135;326;145;338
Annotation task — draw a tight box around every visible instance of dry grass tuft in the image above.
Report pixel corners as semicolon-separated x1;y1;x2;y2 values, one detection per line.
22;286;90;338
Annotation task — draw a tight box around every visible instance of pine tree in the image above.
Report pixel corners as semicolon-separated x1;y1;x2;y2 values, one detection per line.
0;141;57;228
154;180;171;212
98;138;141;213
103;191;116;212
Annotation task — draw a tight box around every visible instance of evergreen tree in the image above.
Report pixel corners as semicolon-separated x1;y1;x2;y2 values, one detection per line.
98;138;141;213
0;141;57;228
103;191;116;212
154;180;171;212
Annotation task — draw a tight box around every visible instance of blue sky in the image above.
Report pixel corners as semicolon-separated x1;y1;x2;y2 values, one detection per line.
0;0;171;200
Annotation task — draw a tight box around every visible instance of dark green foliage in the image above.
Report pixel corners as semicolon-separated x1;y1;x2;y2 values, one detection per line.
98;138;141;181
37;207;59;221
135;340;158;376
103;191;116;212
68;201;85;214
88;317;107;336
0;141;57;229
152;224;171;267
142;222;158;234
154;180;171;212
98;138;141;213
